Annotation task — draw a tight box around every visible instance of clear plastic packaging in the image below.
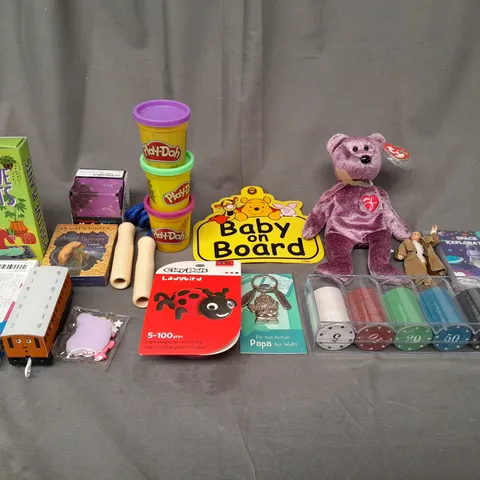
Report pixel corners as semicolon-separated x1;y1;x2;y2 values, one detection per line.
378;277;431;351
53;306;130;370
382;142;413;170
305;275;477;354
445;277;480;350
343;276;395;351
305;276;355;351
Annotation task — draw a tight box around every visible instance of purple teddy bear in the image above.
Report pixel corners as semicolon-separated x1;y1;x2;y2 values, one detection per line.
303;133;411;276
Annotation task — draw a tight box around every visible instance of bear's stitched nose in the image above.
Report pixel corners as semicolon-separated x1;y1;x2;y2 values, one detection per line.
360;155;371;164
254;207;260;211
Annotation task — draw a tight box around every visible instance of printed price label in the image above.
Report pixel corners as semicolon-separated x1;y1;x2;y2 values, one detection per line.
76;169;125;178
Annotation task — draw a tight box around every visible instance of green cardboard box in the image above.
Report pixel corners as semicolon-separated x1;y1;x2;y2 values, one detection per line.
0;137;48;260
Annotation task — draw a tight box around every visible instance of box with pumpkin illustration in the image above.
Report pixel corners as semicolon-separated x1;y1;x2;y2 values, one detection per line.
0;137;49;260
41;224;118;286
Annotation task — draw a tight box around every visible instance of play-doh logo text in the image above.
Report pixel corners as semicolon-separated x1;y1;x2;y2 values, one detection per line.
143;141;181;162
153;228;186;244
163;182;190;205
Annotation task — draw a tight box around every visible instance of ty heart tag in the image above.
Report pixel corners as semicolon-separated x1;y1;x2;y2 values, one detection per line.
362;195;379;213
382;143;413;170
384;143;409;160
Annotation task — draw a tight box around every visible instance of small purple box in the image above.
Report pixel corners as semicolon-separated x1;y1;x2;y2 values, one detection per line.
69;169;129;225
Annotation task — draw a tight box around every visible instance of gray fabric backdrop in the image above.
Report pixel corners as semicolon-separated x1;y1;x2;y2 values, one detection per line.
1;1;480;479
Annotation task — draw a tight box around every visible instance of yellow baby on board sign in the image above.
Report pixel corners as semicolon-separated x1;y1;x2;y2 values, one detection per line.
193;186;324;263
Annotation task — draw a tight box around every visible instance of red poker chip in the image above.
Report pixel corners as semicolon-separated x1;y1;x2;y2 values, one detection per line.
355;324;395;351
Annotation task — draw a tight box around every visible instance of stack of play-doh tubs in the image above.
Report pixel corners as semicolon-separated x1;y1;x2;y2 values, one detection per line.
133;99;195;252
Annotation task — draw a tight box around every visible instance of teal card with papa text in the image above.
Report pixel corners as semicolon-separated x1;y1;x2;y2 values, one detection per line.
240;273;307;354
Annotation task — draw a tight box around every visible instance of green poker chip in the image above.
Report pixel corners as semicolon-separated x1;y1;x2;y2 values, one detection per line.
393;325;433;351
382;287;433;351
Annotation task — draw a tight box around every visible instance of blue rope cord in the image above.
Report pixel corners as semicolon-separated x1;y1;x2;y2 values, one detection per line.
124;202;151;236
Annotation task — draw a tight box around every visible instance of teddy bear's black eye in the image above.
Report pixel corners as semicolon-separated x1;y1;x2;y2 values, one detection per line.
352;146;358;152
364;146;369;151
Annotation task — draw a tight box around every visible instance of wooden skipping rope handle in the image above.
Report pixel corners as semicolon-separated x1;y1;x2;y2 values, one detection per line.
132;236;156;308
110;222;136;290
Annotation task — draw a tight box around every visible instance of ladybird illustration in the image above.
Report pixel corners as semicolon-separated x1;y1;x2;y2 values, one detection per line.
153;288;237;320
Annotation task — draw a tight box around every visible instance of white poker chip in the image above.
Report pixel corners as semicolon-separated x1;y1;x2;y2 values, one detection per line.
314;287;352;324
316;323;356;351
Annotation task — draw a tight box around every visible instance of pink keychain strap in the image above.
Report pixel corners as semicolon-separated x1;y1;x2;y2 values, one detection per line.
94;340;115;362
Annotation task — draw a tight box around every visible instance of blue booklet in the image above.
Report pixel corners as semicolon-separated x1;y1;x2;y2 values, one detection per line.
436;230;480;277
240;273;307;354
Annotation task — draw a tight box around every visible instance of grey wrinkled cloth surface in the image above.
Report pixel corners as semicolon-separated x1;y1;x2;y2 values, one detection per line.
1;1;480;478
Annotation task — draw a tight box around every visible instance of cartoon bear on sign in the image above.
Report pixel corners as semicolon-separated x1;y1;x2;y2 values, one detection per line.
208;197;248;224
237;197;281;221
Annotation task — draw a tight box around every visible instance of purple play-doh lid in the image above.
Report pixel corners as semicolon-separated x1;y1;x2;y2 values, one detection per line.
133;100;191;128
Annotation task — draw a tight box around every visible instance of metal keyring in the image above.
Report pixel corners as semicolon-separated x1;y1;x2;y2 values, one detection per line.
251;274;278;293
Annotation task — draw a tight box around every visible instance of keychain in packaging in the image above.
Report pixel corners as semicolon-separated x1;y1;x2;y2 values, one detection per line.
241;274;291;324
239;273;307;354
53;306;130;370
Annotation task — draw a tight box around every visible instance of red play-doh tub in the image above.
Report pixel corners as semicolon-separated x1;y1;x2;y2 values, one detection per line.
144;195;195;252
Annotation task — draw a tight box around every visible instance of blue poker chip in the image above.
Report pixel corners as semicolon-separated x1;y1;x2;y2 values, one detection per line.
432;325;472;352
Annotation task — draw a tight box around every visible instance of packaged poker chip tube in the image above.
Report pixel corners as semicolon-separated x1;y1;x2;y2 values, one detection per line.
450;277;480;349
305;275;356;352
378;277;432;351
53;306;131;370
343;276;395;351
305;274;480;354
417;278;472;352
